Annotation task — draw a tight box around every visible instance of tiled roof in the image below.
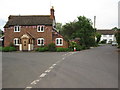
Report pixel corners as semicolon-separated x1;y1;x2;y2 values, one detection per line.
97;29;114;35
4;15;53;28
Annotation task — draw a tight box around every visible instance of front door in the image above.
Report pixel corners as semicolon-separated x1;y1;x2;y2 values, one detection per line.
22;39;28;51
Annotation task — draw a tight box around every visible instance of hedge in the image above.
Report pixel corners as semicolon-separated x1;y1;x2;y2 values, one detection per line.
56;47;70;52
2;47;17;52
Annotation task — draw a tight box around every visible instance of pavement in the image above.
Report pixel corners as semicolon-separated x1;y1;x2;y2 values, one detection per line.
2;45;118;88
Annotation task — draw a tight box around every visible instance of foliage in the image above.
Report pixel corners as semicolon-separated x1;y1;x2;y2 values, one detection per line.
2;47;16;52
48;43;56;52
95;32;101;44
61;16;96;47
0;47;2;51
56;47;70;52
116;29;120;46
0;29;3;37
69;41;83;51
56;23;63;33
100;40;107;44
36;47;48;52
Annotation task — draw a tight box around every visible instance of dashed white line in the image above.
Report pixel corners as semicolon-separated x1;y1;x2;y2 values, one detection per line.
52;64;56;66
25;52;78;90
26;87;32;89
49;66;54;69
45;69;51;73
39;73;46;78
31;81;37;85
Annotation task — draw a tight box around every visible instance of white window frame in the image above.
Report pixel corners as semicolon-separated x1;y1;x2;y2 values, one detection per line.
37;25;45;32
109;35;112;37
103;35;106;37
37;38;44;46
14;38;19;46
55;38;63;46
14;26;21;32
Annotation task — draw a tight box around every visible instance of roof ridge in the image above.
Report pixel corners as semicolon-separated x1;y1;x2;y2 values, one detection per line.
10;15;50;17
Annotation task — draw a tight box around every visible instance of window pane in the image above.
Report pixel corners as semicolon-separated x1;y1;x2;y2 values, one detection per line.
15;27;17;31
18;26;19;31
41;26;44;31
41;39;44;45
18;39;19;44
57;39;59;44
60;39;62;44
14;39;16;44
38;40;40;44
38;26;40;31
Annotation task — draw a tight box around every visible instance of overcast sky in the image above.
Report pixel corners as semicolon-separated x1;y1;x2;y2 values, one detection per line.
0;0;119;30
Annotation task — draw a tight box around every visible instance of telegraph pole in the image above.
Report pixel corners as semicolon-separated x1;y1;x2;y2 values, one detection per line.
94;16;96;29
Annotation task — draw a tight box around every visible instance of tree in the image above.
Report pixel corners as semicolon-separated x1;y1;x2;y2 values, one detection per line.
116;29;120;47
62;16;96;47
112;27;120;48
95;32;101;44
0;29;3;37
56;23;62;33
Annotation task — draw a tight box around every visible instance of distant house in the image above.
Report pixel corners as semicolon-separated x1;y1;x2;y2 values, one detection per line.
97;29;116;43
4;7;68;51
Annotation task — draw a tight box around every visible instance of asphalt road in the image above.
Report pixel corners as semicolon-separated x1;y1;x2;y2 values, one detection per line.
2;45;118;88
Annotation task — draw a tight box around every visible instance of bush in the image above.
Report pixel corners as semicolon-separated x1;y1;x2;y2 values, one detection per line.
0;47;2;51
56;47;70;52
2;47;16;52
36;47;48;52
100;40;107;44
48;43;56;52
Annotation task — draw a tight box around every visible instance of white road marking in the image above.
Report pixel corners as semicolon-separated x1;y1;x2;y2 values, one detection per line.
52;64;56;66
49;66;54;69
31;81;37;85
25;52;78;90
45;69;51;73
26;87;32;89
39;73;46;78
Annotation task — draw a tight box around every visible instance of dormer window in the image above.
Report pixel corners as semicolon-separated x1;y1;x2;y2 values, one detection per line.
14;26;20;32
37;25;45;32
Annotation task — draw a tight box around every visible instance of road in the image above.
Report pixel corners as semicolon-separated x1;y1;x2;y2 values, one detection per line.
2;45;118;88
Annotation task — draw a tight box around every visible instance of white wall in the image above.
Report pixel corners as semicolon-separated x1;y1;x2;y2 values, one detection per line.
100;34;116;43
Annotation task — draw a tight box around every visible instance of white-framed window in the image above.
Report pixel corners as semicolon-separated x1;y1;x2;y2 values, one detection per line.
37;25;45;32
14;26;21;32
103;35;106;37
109;35;112;37
55;38;63;46
14;38;19;46
37;38;44;46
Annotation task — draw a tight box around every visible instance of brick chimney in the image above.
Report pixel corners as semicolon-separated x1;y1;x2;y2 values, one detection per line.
50;6;55;20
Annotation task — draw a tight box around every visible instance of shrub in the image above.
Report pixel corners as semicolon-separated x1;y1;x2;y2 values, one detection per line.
36;47;48;52
76;44;82;51
81;45;86;50
48;43;56;52
2;47;16;52
100;40;107;44
0;47;2;51
56;47;70;52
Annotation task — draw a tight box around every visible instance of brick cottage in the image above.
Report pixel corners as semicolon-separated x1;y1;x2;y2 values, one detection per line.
4;7;68;51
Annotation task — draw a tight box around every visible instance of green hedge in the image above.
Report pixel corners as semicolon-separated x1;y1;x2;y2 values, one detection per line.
0;47;2;51
48;43;56;52
36;47;48;52
56;47;70;52
2;47;16;52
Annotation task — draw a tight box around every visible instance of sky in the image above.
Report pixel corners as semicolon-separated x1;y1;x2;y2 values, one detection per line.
0;0;119;30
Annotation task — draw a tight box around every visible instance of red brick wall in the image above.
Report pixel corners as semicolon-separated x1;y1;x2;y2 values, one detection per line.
4;26;53;48
53;34;69;48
